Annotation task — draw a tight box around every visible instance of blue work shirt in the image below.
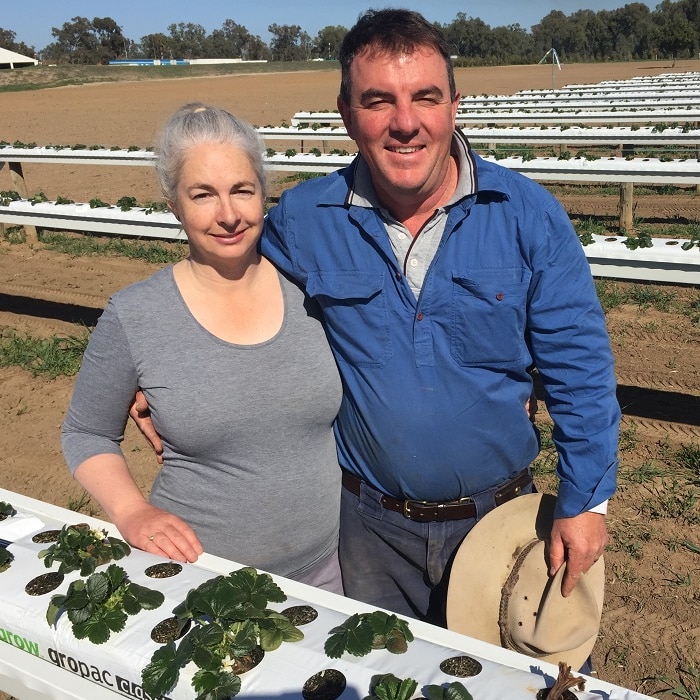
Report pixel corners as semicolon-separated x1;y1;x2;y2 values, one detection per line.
261;134;620;519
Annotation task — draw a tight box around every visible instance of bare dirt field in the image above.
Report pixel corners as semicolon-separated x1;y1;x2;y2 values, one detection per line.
1;60;699;698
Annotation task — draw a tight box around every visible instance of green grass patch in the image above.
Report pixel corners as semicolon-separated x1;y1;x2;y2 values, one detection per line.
0;328;90;378
618;422;640;452
673;443;700;482
595;279;629;313
594;280;700;321
620;437;700;525
66;491;99;517
0;225;27;244
574;217;612;243
39;231;187;264
640;477;699;523
651;665;700;700
547;182;696;197
618;459;670;484
626;284;676;312
608;519;652;559
680;291;700;324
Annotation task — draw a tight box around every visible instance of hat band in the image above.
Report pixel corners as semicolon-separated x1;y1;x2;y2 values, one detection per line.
498;538;546;657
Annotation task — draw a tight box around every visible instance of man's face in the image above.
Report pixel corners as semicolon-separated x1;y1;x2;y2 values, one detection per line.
338;46;460;210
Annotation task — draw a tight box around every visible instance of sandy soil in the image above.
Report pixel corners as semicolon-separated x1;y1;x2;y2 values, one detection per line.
1;60;699;698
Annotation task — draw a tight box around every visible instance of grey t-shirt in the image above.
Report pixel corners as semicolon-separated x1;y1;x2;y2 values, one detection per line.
62;265;342;578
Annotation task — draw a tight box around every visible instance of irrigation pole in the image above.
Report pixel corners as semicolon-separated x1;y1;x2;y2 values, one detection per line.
538;47;562;90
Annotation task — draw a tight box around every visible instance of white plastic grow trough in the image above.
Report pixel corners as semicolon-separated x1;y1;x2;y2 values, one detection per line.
0;147;156;167
0;200;182;240
1;200;698;286
0;487;655;700
583;234;700;285
484;155;700;184
292;107;700;127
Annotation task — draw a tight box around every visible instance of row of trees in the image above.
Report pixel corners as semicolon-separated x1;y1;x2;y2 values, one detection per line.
2;1;699;66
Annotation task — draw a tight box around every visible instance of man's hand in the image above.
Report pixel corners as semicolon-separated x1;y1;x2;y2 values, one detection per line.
526;390;538;422
129;390;163;464
549;511;608;597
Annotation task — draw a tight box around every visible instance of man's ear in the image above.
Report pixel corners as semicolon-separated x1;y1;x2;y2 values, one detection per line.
451;91;461;127
337;95;355;140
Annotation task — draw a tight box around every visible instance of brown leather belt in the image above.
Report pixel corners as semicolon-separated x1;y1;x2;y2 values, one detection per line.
341;468;532;523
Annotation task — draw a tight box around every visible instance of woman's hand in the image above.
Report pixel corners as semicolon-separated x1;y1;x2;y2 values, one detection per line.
115;502;204;563
74;454;203;563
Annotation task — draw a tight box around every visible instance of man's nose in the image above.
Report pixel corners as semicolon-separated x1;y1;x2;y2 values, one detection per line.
390;102;420;135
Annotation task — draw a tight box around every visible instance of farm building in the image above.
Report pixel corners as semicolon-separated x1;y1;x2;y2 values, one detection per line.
0;47;38;69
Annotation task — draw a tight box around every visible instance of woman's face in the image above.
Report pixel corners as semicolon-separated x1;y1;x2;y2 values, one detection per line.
169;141;264;268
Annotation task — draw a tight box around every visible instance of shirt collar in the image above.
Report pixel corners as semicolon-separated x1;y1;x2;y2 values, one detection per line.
346;129;479;210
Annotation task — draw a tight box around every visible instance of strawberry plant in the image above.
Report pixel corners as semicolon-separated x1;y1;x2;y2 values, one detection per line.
0;190;21;206
0;501;17;520
681;233;700;251
0;500;17;570
38;522;131;576
141;567;304;700
0;547;13;572
424;682;474;700
46;563;164;644
324;610;413;658
365;674;474;700
28;191;48;205
117;196;138;211
623;229;653;250
366;673;418;700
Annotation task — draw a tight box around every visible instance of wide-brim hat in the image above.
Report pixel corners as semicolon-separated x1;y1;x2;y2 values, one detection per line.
446;493;605;671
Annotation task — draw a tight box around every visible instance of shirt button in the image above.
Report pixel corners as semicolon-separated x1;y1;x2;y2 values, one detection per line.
398;232;407;240
496;293;504;301
416;312;424;321
410;259;418;267
395;271;402;280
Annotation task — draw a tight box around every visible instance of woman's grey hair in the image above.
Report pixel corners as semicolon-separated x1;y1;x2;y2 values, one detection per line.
156;102;266;202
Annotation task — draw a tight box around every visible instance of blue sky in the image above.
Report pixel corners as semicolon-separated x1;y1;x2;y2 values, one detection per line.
7;1;655;52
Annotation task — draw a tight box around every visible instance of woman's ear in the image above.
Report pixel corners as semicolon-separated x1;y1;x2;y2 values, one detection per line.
167;200;180;222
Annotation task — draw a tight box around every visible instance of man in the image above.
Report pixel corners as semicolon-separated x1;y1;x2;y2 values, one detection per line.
260;8;619;624
132;8;619;625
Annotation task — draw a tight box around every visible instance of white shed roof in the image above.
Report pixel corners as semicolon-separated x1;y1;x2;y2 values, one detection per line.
0;47;38;68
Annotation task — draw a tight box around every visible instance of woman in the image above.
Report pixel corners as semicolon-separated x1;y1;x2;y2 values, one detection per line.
61;103;344;593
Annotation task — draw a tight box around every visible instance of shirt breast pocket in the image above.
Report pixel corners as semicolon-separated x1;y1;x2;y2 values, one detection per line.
306;271;392;367
451;270;530;367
